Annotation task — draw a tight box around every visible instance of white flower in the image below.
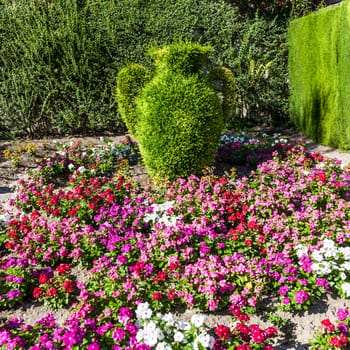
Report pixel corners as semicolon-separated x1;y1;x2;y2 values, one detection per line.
176;321;191;331
173;331;185;343
340;272;347;280
339;247;350;261
341;261;350;271
0;213;11;226
320;239;338;258
68;163;75;171
144;320;157;332
162;313;175;326
143;330;159;347
77;166;86;173
156;342;172;350
136;302;153;320
155;327;164;341
191;314;207;328
311;250;324;262
341;282;350;297
194;332;215;349
312;261;332;275
136;329;145;343
295;245;308;258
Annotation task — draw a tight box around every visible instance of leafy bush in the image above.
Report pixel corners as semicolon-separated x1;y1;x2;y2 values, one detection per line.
116;64;151;136
134;42;226;181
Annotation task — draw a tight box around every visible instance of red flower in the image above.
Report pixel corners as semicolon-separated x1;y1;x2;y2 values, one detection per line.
152;292;162;301
264;326;278;337
236;345;252;350
321;318;335;332
329;336;343;348
39;273;48;284
247;219;258;230
45;287;57;297
33;287;43;299
238;313;250;322
251;330;265;343
215;324;231;340
167;289;175;301
62;280;75;293
56;264;71;275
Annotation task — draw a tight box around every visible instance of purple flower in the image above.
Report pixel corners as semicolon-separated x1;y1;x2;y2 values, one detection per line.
283;297;290;305
87;341;101;350
294;290;309;304
279;286;289;296
337;322;348;335
337;308;350;321
7;289;21;300
113;327;126;342
118;307;133;324
0;330;11;345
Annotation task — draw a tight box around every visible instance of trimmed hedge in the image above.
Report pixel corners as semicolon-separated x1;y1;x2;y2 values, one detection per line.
0;0;240;138
132;42;227;181
289;1;350;150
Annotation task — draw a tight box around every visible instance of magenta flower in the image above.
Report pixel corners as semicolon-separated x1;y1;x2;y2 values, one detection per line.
294;290;309;304
337;308;350;321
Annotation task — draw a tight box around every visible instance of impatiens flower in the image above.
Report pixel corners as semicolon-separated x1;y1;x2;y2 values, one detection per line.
215;325;230;340
87;341;101;350
321;319;335;332
33;287;43;299
337;308;350;321
294;290;309;304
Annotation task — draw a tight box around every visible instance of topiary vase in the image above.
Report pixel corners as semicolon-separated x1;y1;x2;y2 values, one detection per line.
116;41;235;182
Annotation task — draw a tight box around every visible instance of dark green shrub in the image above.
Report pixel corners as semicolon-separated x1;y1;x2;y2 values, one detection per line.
131;42;231;181
0;0;304;138
289;2;350;150
0;0;148;137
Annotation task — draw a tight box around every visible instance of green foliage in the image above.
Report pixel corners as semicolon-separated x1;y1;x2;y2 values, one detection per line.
116;64;151;136
0;0;148;137
0;0;313;138
225;0;324;19
289;1;350;150
135;42;224;181
208;66;235;123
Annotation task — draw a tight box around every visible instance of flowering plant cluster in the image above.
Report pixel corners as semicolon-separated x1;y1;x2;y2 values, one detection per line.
297;239;350;298
0;133;349;348
0;257;34;310
216;132;293;169
32;263;78;309
309;307;350;349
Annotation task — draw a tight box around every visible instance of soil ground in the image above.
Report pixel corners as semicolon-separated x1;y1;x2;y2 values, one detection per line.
0;129;350;349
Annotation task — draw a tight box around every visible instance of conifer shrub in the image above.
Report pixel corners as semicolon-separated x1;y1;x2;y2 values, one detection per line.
117;41;235;181
116;64;151;137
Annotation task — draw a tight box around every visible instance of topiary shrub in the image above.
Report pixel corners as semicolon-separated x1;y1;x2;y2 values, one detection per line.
116;64;151;137
116;41;235;182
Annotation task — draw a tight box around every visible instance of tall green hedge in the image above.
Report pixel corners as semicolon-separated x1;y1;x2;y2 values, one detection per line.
289;1;350;150
0;0;241;138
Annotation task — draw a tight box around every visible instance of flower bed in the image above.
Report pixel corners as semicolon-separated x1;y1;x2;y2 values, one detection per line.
0;133;349;349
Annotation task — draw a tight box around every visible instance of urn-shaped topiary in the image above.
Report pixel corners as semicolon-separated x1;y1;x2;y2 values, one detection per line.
116;41;235;182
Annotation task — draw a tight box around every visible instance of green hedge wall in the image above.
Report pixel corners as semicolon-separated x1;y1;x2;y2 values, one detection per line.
0;0;240;138
0;0;294;138
289;1;350;150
